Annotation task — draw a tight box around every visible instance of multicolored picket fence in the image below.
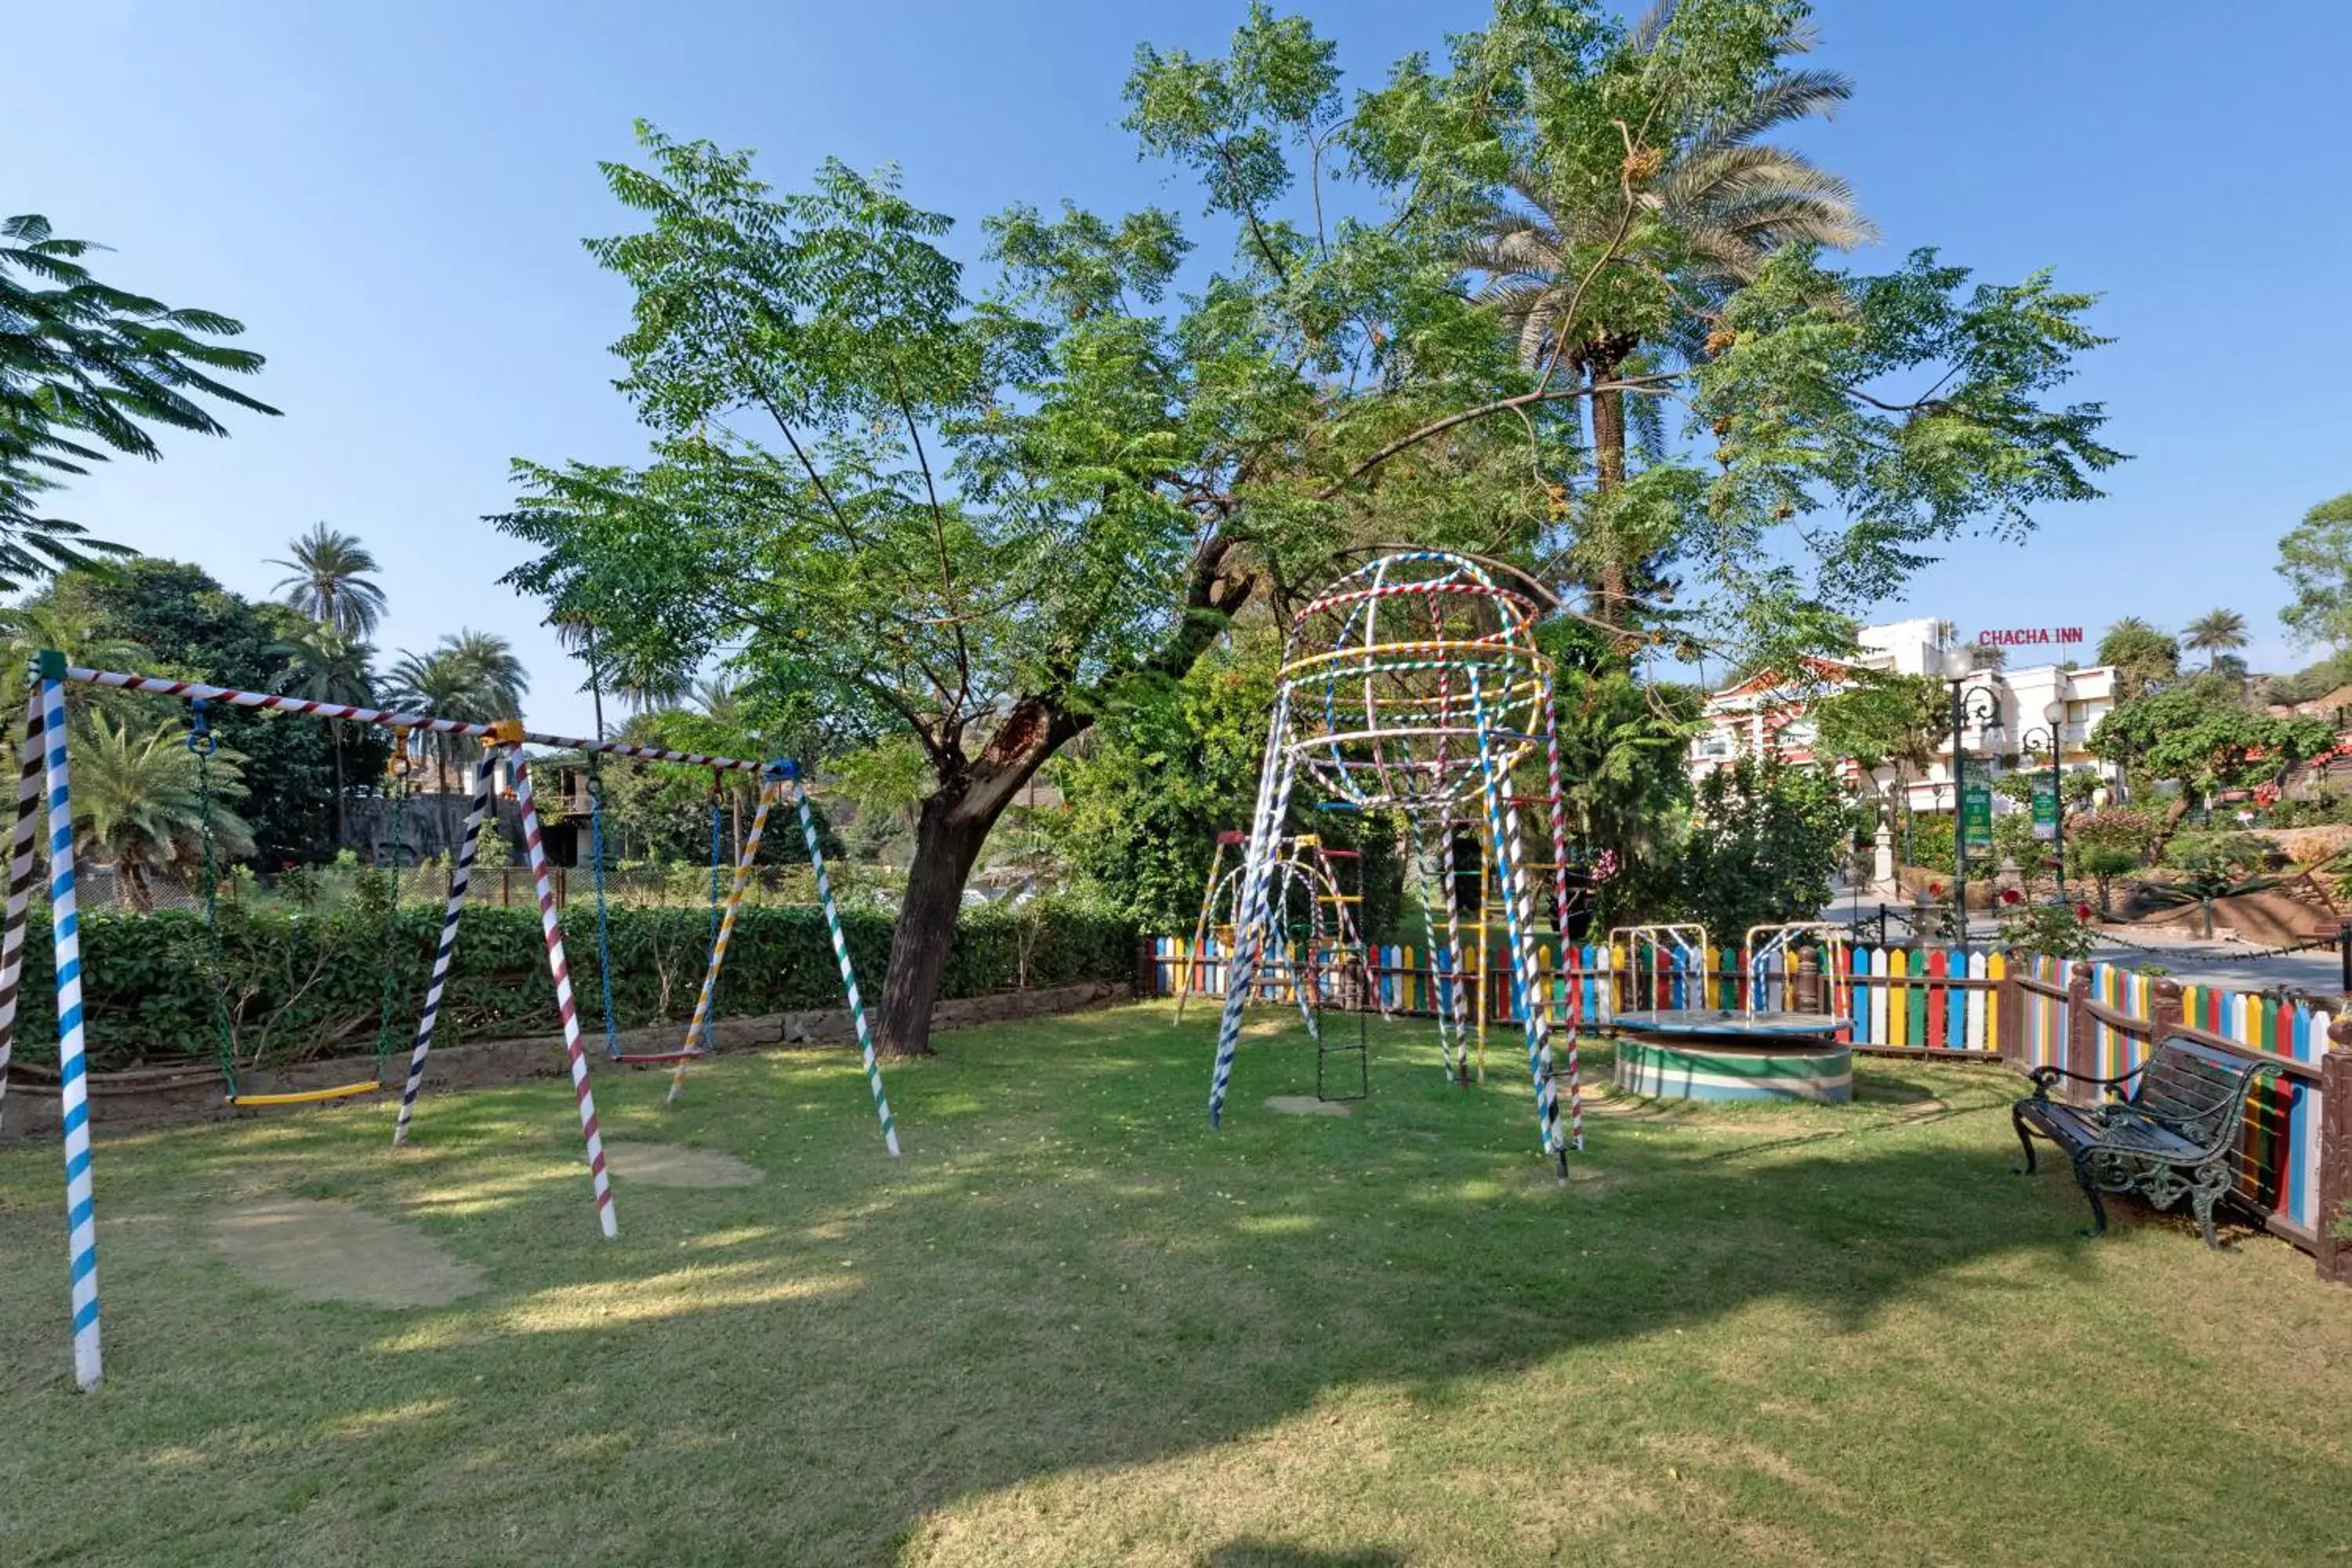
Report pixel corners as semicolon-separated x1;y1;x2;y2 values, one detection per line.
1147;937;2007;1051
1145;935;2345;1261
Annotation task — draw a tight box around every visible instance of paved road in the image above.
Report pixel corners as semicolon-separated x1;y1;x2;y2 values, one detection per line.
1827;887;2348;996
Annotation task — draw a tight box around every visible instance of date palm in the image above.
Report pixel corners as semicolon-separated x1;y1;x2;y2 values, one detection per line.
269;524;387;638
71;713;255;911
2183;608;2248;672
1465;4;1871;624
384;632;527;844
442;628;528;717
270;626;375;846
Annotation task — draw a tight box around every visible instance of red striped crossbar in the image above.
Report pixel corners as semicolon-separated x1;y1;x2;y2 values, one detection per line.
64;666;499;737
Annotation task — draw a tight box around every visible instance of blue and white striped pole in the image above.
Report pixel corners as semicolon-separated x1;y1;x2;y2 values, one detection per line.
36;658;101;1387
0;690;49;1131
392;755;494;1147
1438;815;1473;1081
782;766;899;1156
1466;666;1565;1166
1210;693;1298;1128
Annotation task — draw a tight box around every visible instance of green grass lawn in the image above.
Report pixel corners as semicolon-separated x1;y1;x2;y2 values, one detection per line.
2;1004;2347;1566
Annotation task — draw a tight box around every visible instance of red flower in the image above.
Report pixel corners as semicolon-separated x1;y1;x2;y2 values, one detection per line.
2000;888;2021;906
2074;903;2092;922
1928;882;1944;896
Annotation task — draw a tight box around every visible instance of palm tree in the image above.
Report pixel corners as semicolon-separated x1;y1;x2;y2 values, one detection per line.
383;633;528;844
268;524;387;638
2096;617;2180;700
383;648;490;844
442;628;528;717
1464;4;1871;625
71;713;255;910
270;626;375;846
2183;608;2249;672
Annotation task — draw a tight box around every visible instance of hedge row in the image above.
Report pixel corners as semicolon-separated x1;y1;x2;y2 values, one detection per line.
2;900;1138;1073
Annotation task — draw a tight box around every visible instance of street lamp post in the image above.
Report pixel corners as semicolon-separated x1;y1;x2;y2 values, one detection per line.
1947;675;2005;942
2019;699;2070;906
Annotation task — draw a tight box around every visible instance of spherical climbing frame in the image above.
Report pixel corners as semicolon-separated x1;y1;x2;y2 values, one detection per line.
1206;550;1584;1174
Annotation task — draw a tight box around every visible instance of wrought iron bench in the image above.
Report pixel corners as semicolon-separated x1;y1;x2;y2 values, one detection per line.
2012;1036;2268;1248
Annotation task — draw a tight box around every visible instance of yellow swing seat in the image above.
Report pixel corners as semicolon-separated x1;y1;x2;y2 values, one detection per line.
227;1080;385;1108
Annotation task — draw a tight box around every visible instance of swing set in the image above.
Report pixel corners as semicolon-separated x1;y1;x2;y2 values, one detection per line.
0;652;898;1392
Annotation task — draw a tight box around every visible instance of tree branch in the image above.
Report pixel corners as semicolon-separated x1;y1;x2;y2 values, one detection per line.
1319;373;1683;498
1216;140;1291;288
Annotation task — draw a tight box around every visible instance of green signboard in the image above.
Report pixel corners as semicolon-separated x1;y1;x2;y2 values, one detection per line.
2029;771;2058;842
1959;760;1994;854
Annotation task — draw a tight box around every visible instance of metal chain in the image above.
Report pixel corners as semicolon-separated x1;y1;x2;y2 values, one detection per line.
371;732;411;1073
590;757;619;1054
187;702;239;1092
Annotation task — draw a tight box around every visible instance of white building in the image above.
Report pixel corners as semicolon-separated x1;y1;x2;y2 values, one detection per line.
1690;619;2123;811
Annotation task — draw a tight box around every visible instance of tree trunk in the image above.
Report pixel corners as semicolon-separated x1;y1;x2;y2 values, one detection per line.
1585;338;1634;628
872;696;1088;1058
874;795;996;1058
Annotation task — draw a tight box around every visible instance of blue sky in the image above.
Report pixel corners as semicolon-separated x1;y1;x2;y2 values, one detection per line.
10;0;2350;735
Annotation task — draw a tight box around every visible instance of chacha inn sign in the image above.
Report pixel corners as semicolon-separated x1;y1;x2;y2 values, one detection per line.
1976;626;2085;648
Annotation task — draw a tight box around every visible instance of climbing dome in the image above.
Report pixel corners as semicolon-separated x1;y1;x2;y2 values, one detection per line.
1278;551;1547;815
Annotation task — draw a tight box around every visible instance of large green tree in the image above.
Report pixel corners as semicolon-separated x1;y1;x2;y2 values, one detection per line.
2277;492;2352;652
1812;669;1945;824
2;214;278;590
2096;615;2179;699
499;2;2115;1055
34;560;360;863
2091;685;2333;802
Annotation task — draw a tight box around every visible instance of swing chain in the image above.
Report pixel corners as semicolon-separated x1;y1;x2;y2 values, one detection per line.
188;700;240;1091
702;771;724;1052
589;754;620;1054
371;728;412;1076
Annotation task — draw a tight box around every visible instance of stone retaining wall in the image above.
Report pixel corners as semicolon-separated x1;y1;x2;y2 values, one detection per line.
0;980;1131;1141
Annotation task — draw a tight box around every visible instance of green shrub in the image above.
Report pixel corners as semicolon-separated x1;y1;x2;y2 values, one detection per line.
1;898;1137;1073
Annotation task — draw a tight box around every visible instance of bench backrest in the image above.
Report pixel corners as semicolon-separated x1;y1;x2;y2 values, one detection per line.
2126;1036;2267;1156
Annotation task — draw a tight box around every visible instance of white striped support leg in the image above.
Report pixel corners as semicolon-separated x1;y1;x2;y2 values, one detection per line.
1466;670;1564;1169
510;748;618;1239
38;666;101;1387
392;757;494;1147
669;788;778;1105
1438;815;1472;1083
786;771;899;1156
1210;697;1297;1128
1538;680;1582;1152
0;688;48;1131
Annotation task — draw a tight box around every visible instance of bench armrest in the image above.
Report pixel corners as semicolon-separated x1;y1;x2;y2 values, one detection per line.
2027;1064;2133;1102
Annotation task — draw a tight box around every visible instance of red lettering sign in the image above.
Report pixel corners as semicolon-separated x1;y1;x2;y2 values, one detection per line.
1974;627;2085;647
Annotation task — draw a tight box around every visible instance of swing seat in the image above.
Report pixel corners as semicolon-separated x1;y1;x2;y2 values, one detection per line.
228;1080;384;1108
610;1047;709;1066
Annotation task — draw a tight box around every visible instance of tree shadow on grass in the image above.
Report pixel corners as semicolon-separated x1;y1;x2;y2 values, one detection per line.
4;1007;2309;1562
1207;1543;1406;1567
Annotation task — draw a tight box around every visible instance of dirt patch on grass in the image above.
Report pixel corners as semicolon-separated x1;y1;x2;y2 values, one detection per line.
1264;1095;1352;1117
601;1141;763;1189
210;1199;484;1308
